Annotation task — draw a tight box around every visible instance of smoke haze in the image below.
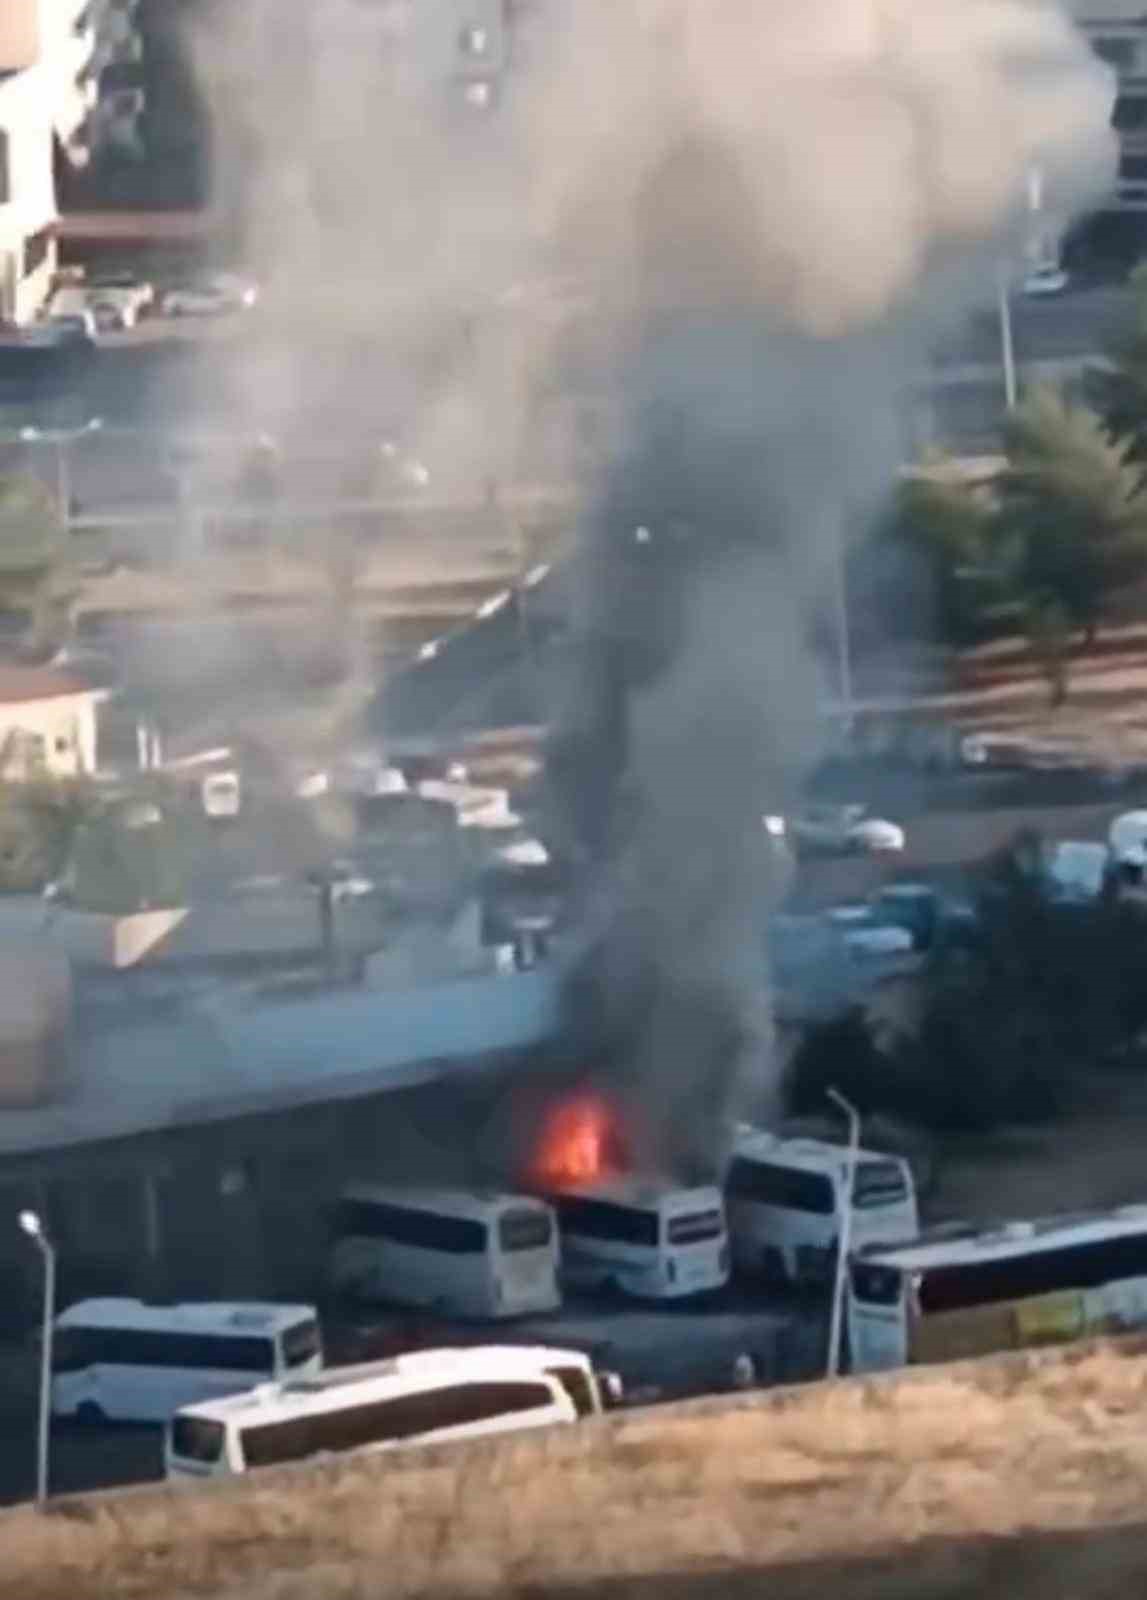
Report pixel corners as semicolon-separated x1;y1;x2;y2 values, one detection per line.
192;0;1115;1172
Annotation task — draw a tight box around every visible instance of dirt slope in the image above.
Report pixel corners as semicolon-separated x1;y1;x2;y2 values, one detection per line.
5;1338;1147;1600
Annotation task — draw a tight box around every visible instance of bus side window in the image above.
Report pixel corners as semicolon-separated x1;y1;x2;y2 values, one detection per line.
334;1199;486;1255
52;1328;94;1373
726;1159;835;1216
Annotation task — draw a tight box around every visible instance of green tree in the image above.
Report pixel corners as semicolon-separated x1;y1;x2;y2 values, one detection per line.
1095;261;1147;467
881;464;1002;644
996;387;1147;695
0;473;73;654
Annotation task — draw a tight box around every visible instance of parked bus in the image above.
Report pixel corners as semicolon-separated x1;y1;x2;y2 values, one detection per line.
849;1207;1147;1373
51;1299;322;1423
164;1345;584;1479
536;1179;729;1300
725;1128;917;1287
326;1187;561;1319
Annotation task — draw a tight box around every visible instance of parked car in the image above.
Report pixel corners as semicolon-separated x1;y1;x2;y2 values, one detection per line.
791;803;905;856
1109;811;1147;868
201;770;241;820
871;882;978;951
84;271;155;329
1021;264;1069;297
824;904;916;960
161;273;259;317
1044;840;1108;905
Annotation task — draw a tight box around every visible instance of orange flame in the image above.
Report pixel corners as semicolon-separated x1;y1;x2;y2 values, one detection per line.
528;1093;622;1191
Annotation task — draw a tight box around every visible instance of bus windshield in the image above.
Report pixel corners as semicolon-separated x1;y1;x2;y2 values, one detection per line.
850;1260;903;1306
499;1209;553;1252
281;1318;322;1368
666;1210;725;1245
548;1364;597;1418
170;1415;226;1465
853;1160;910;1210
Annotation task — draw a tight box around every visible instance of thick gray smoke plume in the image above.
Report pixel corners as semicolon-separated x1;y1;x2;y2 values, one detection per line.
195;0;1115;1173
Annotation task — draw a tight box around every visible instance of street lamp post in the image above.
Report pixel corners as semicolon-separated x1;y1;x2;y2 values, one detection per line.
997;263;1017;412
825;1086;860;1380
834;519;853;724
18;418;103;522
18;1209;56;1508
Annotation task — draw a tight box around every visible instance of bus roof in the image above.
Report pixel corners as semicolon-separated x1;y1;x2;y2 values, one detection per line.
731;1127;901;1174
176;1346;575;1426
56;1299;316;1334
337;1185;550;1220
854;1206;1147;1273
542;1177;723;1211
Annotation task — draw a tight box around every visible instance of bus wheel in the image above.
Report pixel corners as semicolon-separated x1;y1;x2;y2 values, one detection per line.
75;1400;105;1427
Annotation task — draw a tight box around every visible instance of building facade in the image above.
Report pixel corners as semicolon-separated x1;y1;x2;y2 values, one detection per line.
0;0;143;322
1072;2;1147;214
0;667;108;779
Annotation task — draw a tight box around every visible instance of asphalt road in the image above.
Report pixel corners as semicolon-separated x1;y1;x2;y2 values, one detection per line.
0;283;1127;514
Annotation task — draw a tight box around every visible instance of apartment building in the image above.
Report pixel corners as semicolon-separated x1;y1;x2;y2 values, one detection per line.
0;0;142;322
1073;1;1147;213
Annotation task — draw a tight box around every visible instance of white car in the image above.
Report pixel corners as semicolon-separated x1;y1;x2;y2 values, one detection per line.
45;287;99;333
1044;840;1108;904
792;804;905;856
294;768;330;800
1109;811;1147;868
201;770;241;820
1021;264;1069;297
825;905;916;959
84;273;154;329
162;274;259;317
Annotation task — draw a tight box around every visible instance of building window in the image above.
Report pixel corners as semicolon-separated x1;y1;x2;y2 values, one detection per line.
0;131;9;206
22;229;52;281
1120;153;1147;183
1094;36;1138;74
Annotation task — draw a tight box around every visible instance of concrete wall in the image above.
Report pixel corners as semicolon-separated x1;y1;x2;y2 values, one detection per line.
5;1337;1147;1600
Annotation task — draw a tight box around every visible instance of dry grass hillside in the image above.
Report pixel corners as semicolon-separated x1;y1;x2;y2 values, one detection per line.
7;1339;1147;1600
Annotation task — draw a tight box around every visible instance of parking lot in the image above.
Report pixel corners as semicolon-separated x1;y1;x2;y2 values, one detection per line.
0;1284;823;1506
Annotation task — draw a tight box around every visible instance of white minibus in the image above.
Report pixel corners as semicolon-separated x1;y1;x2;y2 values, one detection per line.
849;1207;1147;1374
164;1346;580;1479
51;1299;322;1423
326;1186;561;1318
538;1179;729;1300
724;1128;917;1287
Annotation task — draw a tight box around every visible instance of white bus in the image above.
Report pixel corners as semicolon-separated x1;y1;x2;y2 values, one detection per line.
724;1128;917;1287
849;1207;1147;1373
164;1345;583;1479
51;1299;322;1424
537;1179;729;1300
326;1186;561;1319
